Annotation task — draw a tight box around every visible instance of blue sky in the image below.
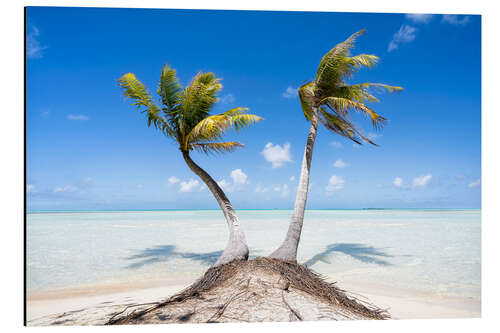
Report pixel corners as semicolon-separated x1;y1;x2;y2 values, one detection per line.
26;7;481;210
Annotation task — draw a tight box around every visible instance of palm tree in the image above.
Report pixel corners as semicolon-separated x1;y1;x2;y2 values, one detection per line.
270;29;402;262
118;64;262;266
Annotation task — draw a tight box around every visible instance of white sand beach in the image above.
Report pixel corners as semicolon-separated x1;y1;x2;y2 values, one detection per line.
26;209;481;325
27;276;480;325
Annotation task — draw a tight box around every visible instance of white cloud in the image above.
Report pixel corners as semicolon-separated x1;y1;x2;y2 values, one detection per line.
261;142;292;168
218;179;232;192
255;184;270;193
333;159;347;168
388;24;417;52
67;114;89;121
53;185;77;193
27;25;46;59
27;184;35;193
326;175;345;192
179;179;200;193
282;86;298;99
393;177;403;187
231;169;247;186
412;174;432;188
442;15;470;25
219;94;235;104
290;176;295;181
168;176;180;185
405;14;433;23
330;141;343;149
468;179;481;188
218;169;248;193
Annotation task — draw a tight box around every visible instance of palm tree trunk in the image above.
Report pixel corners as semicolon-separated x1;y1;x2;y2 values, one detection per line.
182;151;249;266
269;109;319;261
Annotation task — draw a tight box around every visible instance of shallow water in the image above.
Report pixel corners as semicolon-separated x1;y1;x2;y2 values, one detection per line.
26;209;480;299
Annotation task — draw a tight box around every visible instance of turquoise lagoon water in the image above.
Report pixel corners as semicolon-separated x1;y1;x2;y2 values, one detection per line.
27;209;481;299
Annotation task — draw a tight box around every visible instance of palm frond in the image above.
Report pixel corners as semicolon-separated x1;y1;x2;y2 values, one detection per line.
188;107;262;144
318;107;377;146
298;31;402;146
298;82;315;120
119;65;262;154
320;96;386;129
339;83;403;108
222;108;263;132
157;64;183;137
340;84;380;104
118;73;175;137
345;54;379;70
191;142;245;154
349;82;403;94
178;72;223;137
315;29;366;90
157;64;182;112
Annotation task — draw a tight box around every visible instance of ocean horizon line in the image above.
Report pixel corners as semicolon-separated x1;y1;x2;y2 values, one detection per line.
27;207;481;214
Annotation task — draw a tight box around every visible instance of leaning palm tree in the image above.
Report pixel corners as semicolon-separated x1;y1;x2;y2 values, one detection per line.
118;65;262;266
270;30;402;262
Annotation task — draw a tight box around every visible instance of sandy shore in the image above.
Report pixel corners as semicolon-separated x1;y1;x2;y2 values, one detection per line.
26;276;480;325
339;281;480;319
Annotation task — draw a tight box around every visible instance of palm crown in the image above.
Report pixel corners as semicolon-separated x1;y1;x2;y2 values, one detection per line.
299;29;403;145
118;64;262;153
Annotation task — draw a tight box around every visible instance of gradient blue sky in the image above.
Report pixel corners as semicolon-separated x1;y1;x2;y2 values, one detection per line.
26;7;481;210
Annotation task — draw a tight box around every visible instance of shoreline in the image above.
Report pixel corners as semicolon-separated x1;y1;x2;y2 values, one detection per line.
27;277;480;324
27;275;198;301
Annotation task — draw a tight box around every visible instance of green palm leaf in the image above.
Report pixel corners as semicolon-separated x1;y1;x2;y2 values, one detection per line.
318;107;376;145
191;142;245;154
348;82;403;94
345;54;379;70
300;30;404;145
315;29;366;90
157;64;182;112
298;82;315;120
118;73;175;137
220;108;263;132
178;72;222;136
188;107;263;145
119;65;261;154
320;96;386;129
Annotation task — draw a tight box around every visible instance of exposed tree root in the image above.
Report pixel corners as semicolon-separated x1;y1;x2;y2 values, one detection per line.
107;257;389;325
281;291;302;321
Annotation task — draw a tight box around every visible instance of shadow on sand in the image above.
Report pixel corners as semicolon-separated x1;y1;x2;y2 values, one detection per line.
303;243;394;267
125;245;223;269
126;243;393;269
125;245;262;269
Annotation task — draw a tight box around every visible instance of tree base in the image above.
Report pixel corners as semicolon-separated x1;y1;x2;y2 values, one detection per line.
268;244;297;262
214;242;249;267
108;257;389;324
